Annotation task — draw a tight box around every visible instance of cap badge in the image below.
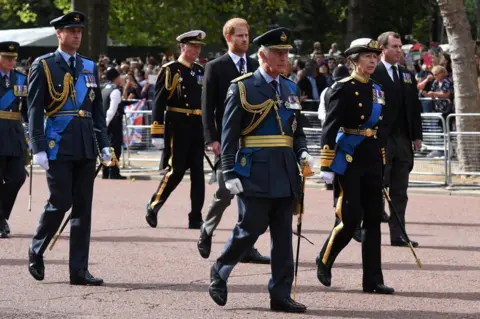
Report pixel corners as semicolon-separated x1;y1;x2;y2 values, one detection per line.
196;33;202;40
8;44;14;51
280;32;287;42
74;15;80;22
368;40;379;49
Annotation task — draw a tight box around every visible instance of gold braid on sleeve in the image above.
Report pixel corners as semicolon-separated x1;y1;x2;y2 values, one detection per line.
41;59;75;117
237;81;277;136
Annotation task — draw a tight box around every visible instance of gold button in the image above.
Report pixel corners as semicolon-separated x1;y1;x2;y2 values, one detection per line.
78;110;85;117
184;95;187;98
359;103;363;107
186;103;189;107
375;126;379;129
182;86;186;89
186;113;190;116
379;116;383;120
355;92;359;96
351;81;355;84
361;115;365;120
365;128;373;137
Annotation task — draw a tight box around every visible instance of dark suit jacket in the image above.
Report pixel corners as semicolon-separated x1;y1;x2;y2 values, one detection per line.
372;62;422;145
201;53;259;145
221;70;307;198
0;70;28;157
28;50;109;160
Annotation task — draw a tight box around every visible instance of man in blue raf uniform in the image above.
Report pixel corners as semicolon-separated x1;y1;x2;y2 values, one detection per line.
27;11;112;285
208;27;314;313
146;30;206;229
0;41;28;238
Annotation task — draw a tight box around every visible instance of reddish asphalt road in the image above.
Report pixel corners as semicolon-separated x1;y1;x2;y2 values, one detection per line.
0;173;479;318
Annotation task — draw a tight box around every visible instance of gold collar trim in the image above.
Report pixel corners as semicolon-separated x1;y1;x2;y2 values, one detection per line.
178;56;192;68
352;71;369;83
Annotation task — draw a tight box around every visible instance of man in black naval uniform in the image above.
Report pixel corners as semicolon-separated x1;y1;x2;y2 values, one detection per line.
0;41;28;238
102;67;126;179
208;27;314;313
27;11;112;285
146;30;206;229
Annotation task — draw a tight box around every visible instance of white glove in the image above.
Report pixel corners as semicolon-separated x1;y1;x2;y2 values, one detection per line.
225;178;243;195
300;151;315;169
319;171;335;184
33;151;49;170
152;138;164;150
101;147;112;163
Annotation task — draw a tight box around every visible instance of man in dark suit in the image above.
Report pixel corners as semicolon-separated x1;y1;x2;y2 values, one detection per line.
372;31;423;247
198;18;269;263
0;41;28;238
27;11;111;285
208;27;312;313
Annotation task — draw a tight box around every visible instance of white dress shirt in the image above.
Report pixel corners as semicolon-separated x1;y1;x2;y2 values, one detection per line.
228;51;248;74
381;59;400;82
105;84;122;126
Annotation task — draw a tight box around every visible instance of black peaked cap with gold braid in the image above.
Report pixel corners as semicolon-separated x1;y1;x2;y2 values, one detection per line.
0;41;20;57
252;27;293;50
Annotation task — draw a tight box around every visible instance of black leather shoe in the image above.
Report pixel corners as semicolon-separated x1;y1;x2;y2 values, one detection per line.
316;256;331;287
110;174;127;180
145;202;158;228
325;183;333;190
28;247;44;281
391;237;418;248
209;265;227;306
381;210;390;223
363;283;395;294
188;220;203;229
240;247;270;264
270;297;307;313
0;218;10;234
352;226;362;243
70;269;104;286
197;227;212;259
0;230;7;238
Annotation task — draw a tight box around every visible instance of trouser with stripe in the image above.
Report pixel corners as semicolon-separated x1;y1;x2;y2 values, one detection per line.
318;160;384;286
148;130;205;222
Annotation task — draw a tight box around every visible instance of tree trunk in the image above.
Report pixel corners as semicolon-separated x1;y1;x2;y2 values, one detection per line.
72;0;110;61
436;0;480;174
477;0;480;44
345;0;374;47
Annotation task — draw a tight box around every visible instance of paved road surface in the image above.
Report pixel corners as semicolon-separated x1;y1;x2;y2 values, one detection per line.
1;174;479;318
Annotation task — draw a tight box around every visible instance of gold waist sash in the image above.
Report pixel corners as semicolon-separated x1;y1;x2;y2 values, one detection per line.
167;106;201;116
340;127;377;138
240;135;293;148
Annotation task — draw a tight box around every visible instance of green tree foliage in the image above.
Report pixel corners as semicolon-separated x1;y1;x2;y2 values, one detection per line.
0;0;65;29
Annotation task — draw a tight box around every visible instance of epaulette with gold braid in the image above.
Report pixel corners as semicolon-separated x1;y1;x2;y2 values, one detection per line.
161;60;176;68
231;72;253;83
337;76;353;83
41;59;75;117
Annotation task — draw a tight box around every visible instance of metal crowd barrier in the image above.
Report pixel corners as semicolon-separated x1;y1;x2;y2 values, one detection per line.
120;99;480;188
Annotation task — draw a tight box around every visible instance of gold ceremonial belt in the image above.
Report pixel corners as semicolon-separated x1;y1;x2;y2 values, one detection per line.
167;106;202;116
0;110;21;120
48;110;92;118
340;127;377;138
240;135;293;148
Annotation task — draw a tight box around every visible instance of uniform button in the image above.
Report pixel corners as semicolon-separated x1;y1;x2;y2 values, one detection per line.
351;81;355;84
359;103;363;107
355;92;359;96
361;115;365;120
182;86;186;89
184;95;187;98
375;126;379;129
379;116;383;120
186;103;189;107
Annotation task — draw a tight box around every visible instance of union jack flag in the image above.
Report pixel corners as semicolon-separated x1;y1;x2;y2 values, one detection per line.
123;99;146;146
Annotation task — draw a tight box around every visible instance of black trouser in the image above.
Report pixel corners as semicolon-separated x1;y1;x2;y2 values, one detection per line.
318;154;384;286
384;131;413;241
31;159;96;273
103;118;123;177
148;131;205;222
0;154;27;220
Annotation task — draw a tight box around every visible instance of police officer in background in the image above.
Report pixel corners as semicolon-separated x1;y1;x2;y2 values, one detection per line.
0;41;28;238
208;27;313;313
316;38;394;294
27;11;112;285
102;67;126;179
146;30;206;229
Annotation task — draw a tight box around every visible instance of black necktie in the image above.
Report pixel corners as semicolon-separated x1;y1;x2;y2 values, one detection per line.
239;57;246;74
69;56;76;76
3;74;9;88
270;80;279;95
391;65;400;84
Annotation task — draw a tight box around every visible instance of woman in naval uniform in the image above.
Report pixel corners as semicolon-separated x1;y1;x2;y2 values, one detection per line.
315;38;394;294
